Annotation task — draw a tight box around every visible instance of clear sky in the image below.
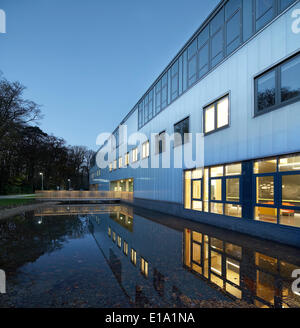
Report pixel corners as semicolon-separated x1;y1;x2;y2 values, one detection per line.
1;0;220;150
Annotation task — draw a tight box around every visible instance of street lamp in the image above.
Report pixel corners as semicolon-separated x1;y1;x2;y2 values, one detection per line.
39;173;44;191
68;179;71;191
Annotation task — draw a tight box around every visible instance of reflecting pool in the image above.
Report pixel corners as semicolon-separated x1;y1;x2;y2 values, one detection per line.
0;204;299;308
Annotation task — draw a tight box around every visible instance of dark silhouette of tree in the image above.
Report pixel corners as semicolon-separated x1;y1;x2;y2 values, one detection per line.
0;74;95;194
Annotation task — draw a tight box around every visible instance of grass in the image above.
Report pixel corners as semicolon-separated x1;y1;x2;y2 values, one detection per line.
0;198;36;209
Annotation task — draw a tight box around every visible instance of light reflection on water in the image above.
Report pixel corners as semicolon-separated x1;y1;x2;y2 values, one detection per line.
0;204;299;308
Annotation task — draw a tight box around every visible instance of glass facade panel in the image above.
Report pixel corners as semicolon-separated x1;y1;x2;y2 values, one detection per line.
255;0;274;30
280;209;300;228
225;163;242;176
192;243;201;264
211;166;223;177
256;176;274;205
256;70;276;111
256;270;275;305
254;158;277;173
226;10;241;46
255;207;277;224
211;29;224;67
211;179;222;201
279;155;300;171
226;178;240;202
225;204;242;217
197;26;209;48
211;202;224;215
282;175;300;206
198;43;209;78
192;180;201;199
185;171;191;209
281;54;300;103
280;0;295;11
174;117;189;146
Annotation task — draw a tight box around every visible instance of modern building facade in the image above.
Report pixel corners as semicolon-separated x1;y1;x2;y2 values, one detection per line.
90;0;300;247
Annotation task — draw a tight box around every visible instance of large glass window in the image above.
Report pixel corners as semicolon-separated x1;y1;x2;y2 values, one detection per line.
255;53;300;115
161;73;168;109
204;95;229;134
187;40;197;86
280;55;300;102
171;60;179;101
226;178;240;202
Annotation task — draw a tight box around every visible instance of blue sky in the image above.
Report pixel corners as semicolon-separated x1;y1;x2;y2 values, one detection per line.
0;0;220;150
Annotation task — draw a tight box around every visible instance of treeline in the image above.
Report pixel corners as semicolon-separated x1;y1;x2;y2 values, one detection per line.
0;74;95;194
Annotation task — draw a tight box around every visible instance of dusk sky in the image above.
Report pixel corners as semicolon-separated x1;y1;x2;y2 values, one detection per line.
0;0;220;151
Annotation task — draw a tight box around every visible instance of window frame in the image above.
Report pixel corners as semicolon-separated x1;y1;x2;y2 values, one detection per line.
254;52;300;117
203;93;230;136
142;140;150;159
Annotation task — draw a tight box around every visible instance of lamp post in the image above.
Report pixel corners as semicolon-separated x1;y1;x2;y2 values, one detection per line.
39;173;44;191
68;179;71;191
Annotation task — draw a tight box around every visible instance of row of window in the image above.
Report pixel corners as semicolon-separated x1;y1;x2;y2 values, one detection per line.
137;0;297;129
91;169;101;180
108;226;149;278
184;153;300;228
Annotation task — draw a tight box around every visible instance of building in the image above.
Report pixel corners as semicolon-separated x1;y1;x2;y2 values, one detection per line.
90;0;300;247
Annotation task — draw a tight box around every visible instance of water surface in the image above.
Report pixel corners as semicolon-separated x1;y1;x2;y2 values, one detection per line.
0;204;299;308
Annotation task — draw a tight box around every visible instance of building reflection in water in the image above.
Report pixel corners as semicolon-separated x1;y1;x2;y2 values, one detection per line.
43;204;300;308
184;228;300;308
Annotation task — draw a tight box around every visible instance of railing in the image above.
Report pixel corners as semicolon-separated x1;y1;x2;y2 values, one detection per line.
35;190;134;202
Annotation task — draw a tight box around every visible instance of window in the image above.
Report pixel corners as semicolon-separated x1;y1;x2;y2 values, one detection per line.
113;160;117;170
171;60;179;101
280;0;295;11
161;73;168;109
123;241;128;255
255;0;275;31
204;95;229;134
210;8;224;67
132;148;138;163
174;117;189;147
119;157;123;168
187;39;197;86
155;80;162;114
125;152;129;166
255;53;300;115
225;0;242;55
117;235;122;248
108;227;111;237
109;163;113;172
112;231;116;242
156;131;166;154
142;141;150;159
131;249;137;265
141;258;149;278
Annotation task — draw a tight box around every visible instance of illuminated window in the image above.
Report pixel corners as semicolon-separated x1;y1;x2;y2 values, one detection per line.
119;157;123;168
108;227;111;237
184;171;192;209
125;152;129;166
141;257;149;278
131;249;137;266
117;236;122;248
282;175;300;207
279;155;300;172
113;160;117;170
226;178;240;202
254;158;277;174
123;241;128;255
142;141;150;159
225;163;242;176
132;148;138;163
109;163;113;172
256;176;274;205
204;95;229;134
255;207;277;224
211;179;222;201
112;231;116;242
